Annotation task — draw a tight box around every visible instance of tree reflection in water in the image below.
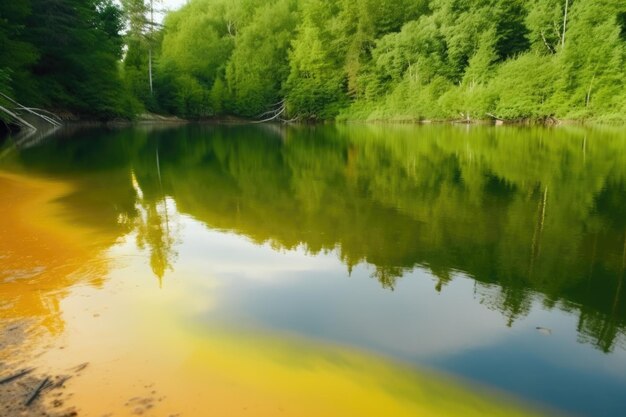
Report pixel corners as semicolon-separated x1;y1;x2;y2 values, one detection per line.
3;123;625;353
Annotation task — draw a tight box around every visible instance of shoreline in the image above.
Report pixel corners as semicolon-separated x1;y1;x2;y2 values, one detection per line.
77;113;626;127
2;113;624;142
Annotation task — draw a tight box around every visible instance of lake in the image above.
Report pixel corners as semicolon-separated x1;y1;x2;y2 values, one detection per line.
1;124;625;417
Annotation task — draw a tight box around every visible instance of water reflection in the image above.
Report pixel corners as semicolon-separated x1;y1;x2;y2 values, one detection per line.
130;170;179;284
1;123;626;416
0;168;548;417
2;124;625;352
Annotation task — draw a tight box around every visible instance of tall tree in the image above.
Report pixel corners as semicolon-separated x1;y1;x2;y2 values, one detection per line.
122;0;160;99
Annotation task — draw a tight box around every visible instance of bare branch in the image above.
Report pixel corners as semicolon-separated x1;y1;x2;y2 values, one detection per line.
0;92;61;127
0;104;37;131
253;104;285;123
540;31;555;54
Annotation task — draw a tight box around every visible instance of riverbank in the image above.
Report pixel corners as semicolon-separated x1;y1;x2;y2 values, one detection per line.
335;108;626;126
2;110;624;144
0;318;87;417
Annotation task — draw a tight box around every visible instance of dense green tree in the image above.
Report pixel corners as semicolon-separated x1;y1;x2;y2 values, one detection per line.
2;0;625;122
121;0;175;114
158;0;237;117
555;0;626;119
226;0;299;116
1;0;135;120
122;0;155;111
525;0;565;54
282;0;431;118
0;1;38;105
25;0;125;114
283;0;347;119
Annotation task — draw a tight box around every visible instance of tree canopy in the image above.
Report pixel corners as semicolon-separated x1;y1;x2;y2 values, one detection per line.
146;0;625;122
0;0;138;120
1;0;625;122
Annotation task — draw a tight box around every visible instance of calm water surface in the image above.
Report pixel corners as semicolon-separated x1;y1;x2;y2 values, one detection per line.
1;124;625;417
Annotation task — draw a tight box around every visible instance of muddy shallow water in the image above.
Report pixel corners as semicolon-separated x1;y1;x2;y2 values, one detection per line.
1;124;625;416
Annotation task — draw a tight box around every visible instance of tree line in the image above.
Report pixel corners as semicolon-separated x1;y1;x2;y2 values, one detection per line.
1;0;625;123
125;0;626;122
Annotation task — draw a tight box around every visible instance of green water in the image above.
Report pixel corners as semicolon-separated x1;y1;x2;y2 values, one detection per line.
1;123;625;416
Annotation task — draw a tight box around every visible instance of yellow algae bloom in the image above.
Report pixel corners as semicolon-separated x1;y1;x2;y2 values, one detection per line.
50;317;548;417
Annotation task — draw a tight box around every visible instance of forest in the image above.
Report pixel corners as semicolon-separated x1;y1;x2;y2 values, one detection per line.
1;0;625;124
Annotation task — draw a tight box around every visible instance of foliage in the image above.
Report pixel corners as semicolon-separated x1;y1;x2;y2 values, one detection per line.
150;0;624;122
225;0;298;117
0;1;38;106
0;0;136;118
1;0;624;122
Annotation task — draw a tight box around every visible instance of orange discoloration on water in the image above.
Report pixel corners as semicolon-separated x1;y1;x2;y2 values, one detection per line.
0;172;107;332
0;171;545;417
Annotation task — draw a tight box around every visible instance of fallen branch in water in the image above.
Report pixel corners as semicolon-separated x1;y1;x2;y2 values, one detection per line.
254;100;285;123
485;112;506;122
0;104;37;130
25;376;52;406
0;368;34;385
20;107;62;122
0;92;62;127
254;100;301;124
19;107;62;126
254;105;285;123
